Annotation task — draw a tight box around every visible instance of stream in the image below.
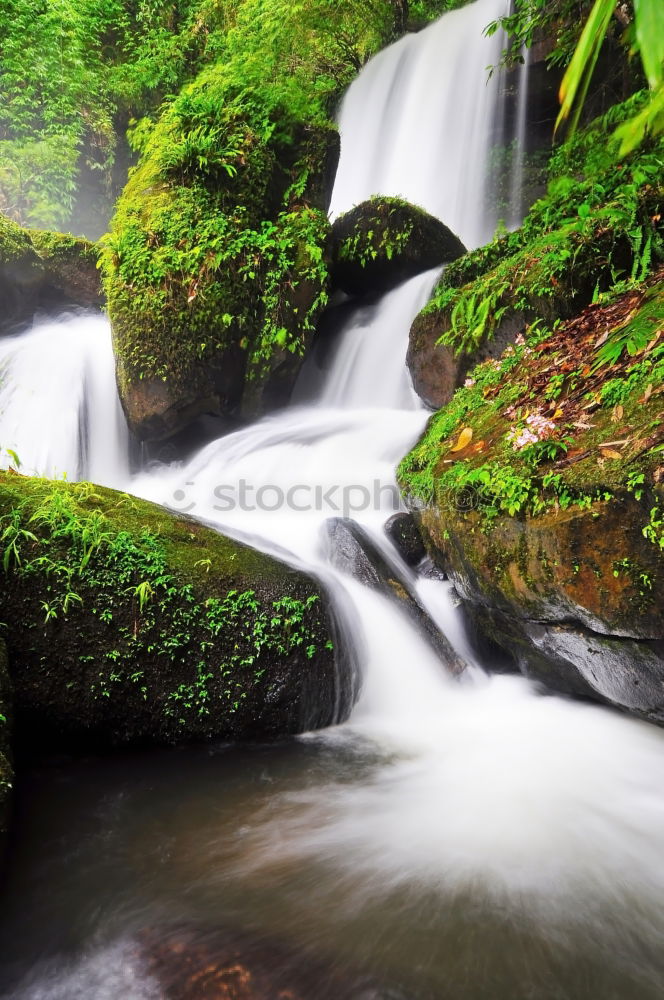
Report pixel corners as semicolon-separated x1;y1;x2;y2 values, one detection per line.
1;1;664;997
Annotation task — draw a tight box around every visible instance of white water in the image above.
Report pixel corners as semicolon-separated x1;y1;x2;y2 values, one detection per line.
329;0;510;247
0;313;128;487
3;1;664;996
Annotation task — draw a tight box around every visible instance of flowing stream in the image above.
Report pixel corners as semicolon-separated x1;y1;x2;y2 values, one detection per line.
2;1;664;997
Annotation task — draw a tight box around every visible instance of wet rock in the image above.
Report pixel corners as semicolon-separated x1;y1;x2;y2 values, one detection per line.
417;491;664;720
323;517;467;674
0;474;354;751
383;512;426;565
0;216;102;334
330;197;466;297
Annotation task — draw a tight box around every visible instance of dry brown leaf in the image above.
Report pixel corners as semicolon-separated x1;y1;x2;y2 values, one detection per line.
602;449;623;460
611;404;624;422
553;408;564;419
594;330;609;348
451;427;473;452
641;384;654;403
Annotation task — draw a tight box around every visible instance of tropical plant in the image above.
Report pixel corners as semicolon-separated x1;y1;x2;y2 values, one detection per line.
556;0;664;154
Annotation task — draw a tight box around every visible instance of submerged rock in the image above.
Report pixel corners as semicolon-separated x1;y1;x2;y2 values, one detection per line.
323;517;467;674
330;196;466;297
138;926;387;1000
0;474;353;751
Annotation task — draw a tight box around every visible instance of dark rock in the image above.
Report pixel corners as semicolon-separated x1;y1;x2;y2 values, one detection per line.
323;517;467;674
0;216;102;335
383;512;426;565
407;307;526;410
105;77;340;442
417;490;664;720
0;640;12;846
330;197;466;297
0;474;354;752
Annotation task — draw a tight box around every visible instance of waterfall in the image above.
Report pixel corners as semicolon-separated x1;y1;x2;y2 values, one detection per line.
329;0;510;248
4;2;664;996
0;313;129;487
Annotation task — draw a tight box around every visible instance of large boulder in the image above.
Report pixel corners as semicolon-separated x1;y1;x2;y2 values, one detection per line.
101;1;412;443
0;474;352;750
399;275;664;720
330;196;466;297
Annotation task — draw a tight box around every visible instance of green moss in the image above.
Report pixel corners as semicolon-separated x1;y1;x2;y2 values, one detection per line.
0;475;336;746
102;0;407;433
29;229;99;269
400;277;664;521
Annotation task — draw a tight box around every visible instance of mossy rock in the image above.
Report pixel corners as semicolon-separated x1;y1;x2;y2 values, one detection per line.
0;473;353;751
0;215;103;333
0;639;13;846
0;215;45;331
29;229;102;309
399;276;664;720
330;196;466;297
102;65;342;442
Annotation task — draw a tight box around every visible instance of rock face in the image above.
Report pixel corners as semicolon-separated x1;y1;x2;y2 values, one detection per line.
407;307;526;410
330;196;466;297
0;474;352;751
323;517;467;674
400;267;664;721
0;215;102;333
418;493;664;719
0;640;12;846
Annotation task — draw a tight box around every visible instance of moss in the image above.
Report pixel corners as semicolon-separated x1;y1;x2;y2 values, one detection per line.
102;0;407;439
331;195;466;295
29;229;99;269
0;474;343;749
400;275;664;521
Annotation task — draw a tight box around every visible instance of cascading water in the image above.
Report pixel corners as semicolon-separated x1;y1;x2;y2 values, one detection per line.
0;313;128;487
3;1;664;998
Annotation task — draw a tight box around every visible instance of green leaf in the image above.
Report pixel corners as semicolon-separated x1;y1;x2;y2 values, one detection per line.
556;0;615;136
634;0;664;88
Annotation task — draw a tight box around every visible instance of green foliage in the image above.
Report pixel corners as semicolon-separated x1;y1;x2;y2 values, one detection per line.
556;0;664;155
423;98;663;356
400;279;664;522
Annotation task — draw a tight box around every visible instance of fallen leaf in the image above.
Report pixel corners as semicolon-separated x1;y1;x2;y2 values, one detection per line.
602;448;623;460
471;440;486;453
553;408;564;419
594;330;609;348
451;427;473;452
641;384;653;403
